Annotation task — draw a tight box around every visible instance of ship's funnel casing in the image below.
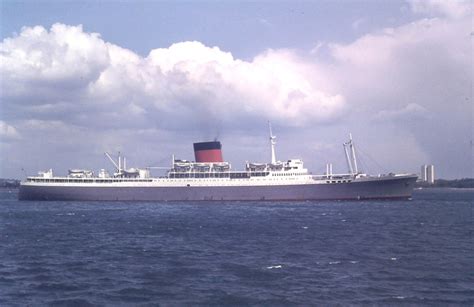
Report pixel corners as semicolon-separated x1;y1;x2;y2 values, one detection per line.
194;141;223;163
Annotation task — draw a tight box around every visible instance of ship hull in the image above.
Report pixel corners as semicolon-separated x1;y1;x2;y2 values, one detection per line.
19;176;417;201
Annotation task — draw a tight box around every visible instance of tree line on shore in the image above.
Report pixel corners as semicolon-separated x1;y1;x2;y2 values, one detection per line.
415;178;474;189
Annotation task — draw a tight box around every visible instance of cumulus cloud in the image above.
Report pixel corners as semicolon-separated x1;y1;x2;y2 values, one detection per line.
1;23;345;134
1;24;108;99
327;13;471;120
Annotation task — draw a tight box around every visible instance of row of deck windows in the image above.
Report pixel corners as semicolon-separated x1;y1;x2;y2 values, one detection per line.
169;172;269;179
28;178;153;183
326;180;351;183
273;173;303;176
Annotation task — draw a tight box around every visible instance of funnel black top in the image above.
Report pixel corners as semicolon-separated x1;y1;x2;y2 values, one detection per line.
193;141;222;151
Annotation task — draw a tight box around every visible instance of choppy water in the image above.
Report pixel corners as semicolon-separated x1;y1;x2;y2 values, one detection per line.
0;188;472;305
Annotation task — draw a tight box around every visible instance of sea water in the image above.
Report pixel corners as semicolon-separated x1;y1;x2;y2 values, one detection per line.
0;188;472;305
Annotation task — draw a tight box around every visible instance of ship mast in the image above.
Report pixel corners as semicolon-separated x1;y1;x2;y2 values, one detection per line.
349;133;358;174
344;142;353;174
268;121;277;164
343;134;359;175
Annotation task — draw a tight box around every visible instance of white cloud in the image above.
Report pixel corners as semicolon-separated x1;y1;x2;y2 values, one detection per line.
1;24;345;134
374;103;430;121
0;121;20;140
327;15;471;116
1;24;108;95
310;41;325;55
258;18;272;27
351;18;366;30
408;0;472;19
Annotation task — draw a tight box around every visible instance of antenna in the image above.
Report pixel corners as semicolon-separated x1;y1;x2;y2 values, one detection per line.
268;121;277;164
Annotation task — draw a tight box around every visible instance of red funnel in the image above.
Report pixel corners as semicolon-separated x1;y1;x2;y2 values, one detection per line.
193;141;223;163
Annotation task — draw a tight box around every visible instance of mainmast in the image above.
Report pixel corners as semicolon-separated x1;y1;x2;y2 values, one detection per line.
349;134;358;174
268;121;277;164
343;133;359;175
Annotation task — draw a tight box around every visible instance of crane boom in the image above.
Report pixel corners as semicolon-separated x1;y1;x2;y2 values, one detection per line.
104;152;119;170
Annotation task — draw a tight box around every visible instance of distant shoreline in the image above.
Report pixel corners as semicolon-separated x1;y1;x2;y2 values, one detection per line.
414;187;474;191
0;179;20;188
415;178;474;189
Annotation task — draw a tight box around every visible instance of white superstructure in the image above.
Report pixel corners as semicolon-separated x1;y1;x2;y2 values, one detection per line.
26;129;370;187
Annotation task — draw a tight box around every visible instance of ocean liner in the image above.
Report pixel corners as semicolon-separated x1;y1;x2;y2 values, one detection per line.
19;126;417;201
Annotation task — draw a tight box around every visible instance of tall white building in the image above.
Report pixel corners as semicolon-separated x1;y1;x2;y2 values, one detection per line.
421;165;428;182
427;165;435;184
420;164;435;184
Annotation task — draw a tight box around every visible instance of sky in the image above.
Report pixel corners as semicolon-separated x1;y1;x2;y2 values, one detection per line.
0;0;472;179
